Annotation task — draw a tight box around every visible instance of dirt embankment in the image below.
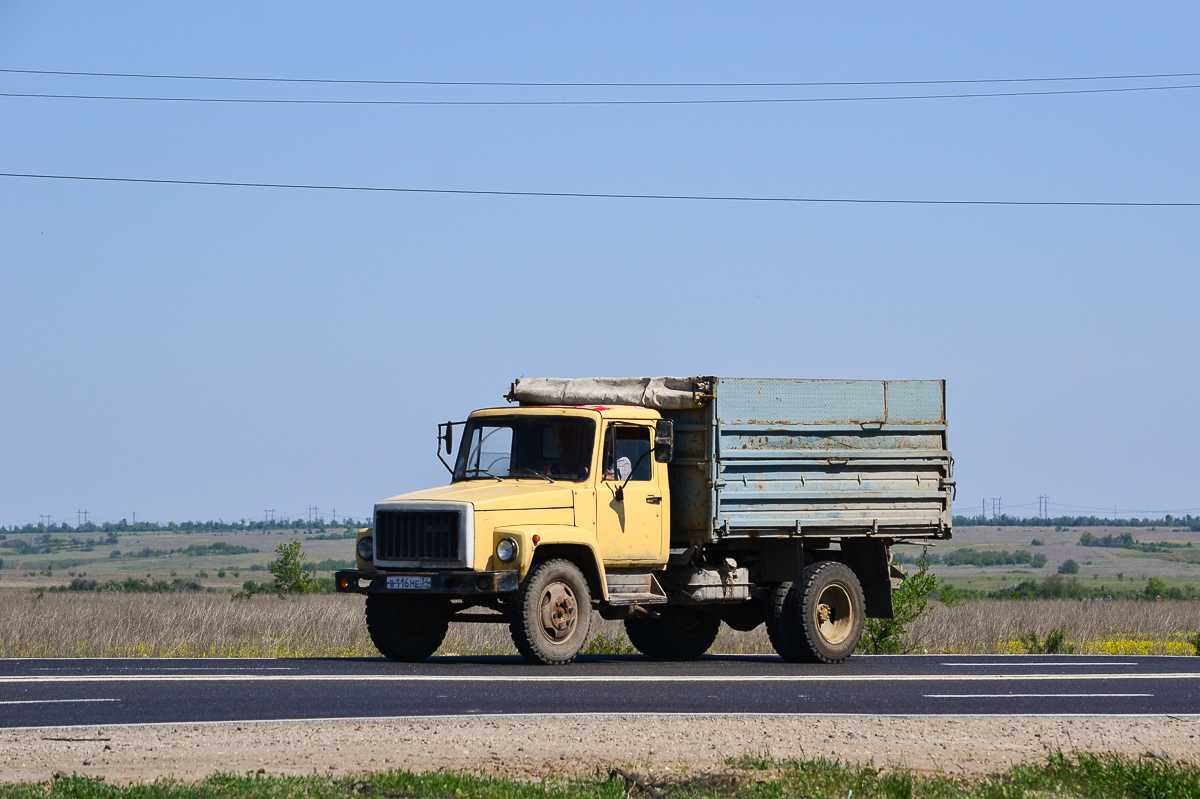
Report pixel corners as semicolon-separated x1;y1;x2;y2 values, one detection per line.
5;714;1199;783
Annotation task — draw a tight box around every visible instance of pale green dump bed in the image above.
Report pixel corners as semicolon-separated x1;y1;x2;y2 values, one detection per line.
663;378;951;545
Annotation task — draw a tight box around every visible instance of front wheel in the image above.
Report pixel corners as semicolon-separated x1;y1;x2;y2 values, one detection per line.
766;561;865;663
365;594;450;662
509;559;593;665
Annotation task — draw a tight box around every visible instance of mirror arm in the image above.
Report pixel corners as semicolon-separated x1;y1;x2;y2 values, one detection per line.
436;421;465;475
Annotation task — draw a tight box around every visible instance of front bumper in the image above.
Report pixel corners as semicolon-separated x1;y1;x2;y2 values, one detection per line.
334;569;519;595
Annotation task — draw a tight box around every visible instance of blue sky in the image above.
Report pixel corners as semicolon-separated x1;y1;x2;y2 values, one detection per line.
1;3;1198;525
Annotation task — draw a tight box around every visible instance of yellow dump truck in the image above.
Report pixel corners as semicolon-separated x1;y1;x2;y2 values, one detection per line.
336;377;954;665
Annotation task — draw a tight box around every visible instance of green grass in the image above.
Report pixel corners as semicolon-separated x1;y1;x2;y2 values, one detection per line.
6;752;1200;799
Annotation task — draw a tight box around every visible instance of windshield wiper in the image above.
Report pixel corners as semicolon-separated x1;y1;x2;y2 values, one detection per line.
513;467;556;483
461;468;502;482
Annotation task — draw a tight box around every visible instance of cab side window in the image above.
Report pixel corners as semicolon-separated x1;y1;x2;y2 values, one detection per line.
602;425;653;481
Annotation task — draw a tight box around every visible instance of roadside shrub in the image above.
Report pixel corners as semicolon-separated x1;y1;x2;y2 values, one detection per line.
859;553;939;654
269;540;320;595
582;631;635;655
1018;625;1076;654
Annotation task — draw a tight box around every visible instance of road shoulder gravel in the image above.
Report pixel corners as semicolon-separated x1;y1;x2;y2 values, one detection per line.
5;714;1200;783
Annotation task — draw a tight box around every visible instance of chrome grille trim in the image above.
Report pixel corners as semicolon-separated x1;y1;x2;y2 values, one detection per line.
372;501;474;569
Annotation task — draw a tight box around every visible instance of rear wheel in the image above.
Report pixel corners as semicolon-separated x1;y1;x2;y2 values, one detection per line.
766;561;865;663
624;607;720;661
509;559;592;665
365;594;450;662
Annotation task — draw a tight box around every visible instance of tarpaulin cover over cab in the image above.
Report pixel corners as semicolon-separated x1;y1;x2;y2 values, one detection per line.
506;376;706;410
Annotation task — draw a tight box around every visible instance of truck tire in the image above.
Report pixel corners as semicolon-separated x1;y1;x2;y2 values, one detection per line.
766;561;865;664
364;594;450;662
624;608;720;660
509;559;592;665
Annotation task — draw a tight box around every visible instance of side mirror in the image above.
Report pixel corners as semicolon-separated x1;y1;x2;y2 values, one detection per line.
654;420;675;463
436;421;462;474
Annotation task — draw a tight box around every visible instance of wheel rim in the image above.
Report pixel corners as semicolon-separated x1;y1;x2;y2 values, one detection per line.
537;580;578;644
814;583;853;645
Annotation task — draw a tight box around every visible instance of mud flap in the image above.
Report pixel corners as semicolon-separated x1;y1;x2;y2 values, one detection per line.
839;539;894;619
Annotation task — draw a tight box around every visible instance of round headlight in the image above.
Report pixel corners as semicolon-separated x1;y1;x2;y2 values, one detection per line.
356;535;374;561
496;537;518;563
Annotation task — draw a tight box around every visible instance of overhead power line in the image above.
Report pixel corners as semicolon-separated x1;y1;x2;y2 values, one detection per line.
3;83;1199;106
3;67;1200;88
2;171;1197;207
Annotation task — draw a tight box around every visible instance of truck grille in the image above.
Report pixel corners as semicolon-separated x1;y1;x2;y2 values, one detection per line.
375;509;462;562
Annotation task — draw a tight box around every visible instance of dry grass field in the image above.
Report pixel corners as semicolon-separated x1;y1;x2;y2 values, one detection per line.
2;592;1197;658
3;522;1199;658
4;523;1200;597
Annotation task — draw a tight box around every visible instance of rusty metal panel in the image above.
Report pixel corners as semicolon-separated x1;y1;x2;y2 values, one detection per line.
715;379;886;426
884;380;946;425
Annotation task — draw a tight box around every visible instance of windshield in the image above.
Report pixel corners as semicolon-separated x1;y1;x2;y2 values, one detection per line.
453;416;596;482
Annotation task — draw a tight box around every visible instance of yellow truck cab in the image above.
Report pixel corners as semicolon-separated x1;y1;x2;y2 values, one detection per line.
337;376;953;665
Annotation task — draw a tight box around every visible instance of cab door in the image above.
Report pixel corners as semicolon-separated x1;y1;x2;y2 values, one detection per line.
595;423;665;563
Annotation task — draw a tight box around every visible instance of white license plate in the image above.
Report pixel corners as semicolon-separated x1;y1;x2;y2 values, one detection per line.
387;575;432;590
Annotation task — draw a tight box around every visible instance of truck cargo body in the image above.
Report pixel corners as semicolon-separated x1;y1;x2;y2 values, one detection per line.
663;378;953;547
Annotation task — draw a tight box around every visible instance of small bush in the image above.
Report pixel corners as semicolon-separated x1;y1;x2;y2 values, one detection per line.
1058;559;1080;575
1019;625;1076;654
269;540;320;594
859;553;939;654
582;631;635;655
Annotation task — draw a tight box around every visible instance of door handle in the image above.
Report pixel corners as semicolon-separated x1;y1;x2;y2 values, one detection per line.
646;496;662;504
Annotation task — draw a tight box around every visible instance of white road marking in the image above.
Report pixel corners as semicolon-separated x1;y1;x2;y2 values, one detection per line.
941;662;1138;667
31;662;298;667
0;672;1194;684
0;698;120;705
925;693;1152;698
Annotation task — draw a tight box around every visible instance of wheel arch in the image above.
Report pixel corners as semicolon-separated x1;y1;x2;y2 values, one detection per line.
530;544;604;602
493;524;607;600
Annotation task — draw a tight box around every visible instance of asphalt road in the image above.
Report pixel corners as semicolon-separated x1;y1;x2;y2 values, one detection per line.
2;654;1198;729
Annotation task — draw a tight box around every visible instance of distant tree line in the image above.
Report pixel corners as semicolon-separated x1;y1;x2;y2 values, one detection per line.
107;542;259;560
954;513;1200;530
1;531;118;554
47;576;208;594
894;547;1047;568
940;573;1197;602
1;517;368;535
1077;531;1192;553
